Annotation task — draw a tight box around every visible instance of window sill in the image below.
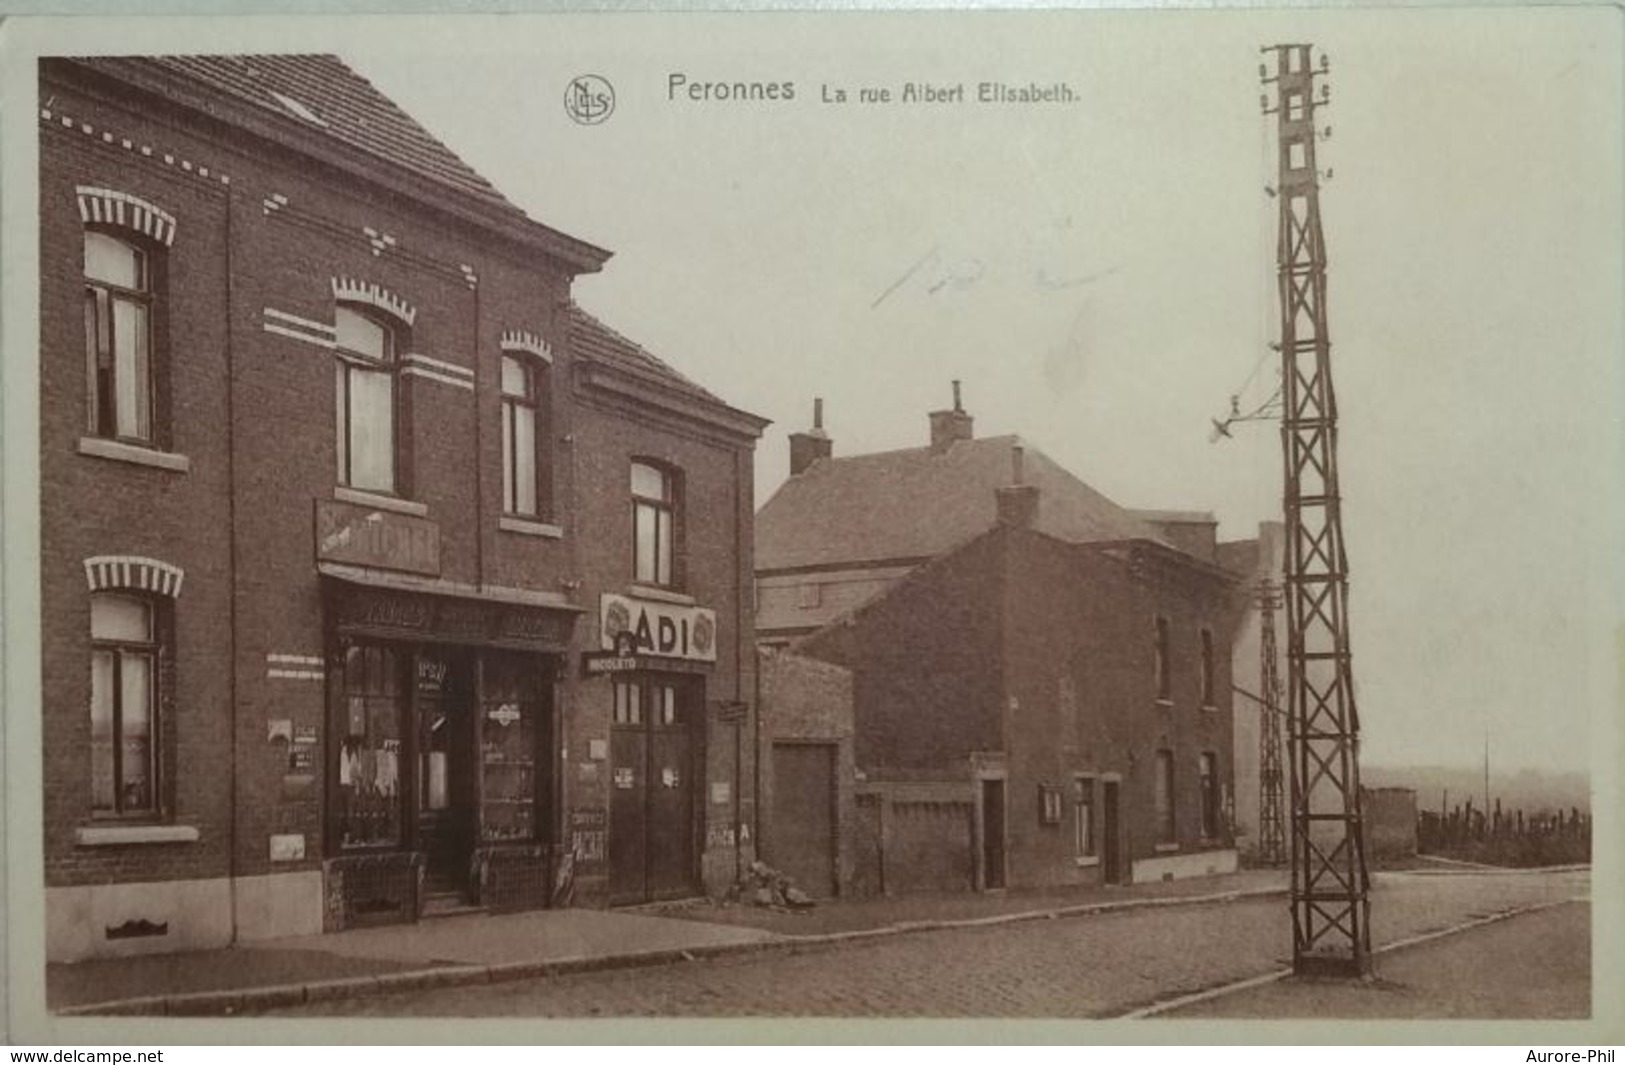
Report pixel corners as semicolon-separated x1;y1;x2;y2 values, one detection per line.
1200;704;1219;713
1073;855;1101;868
76;824;200;847
628;583;696;606
1154;698;1174;709
77;437;191;473
499;515;563;539
1154;842;1181;853
334;486;429;517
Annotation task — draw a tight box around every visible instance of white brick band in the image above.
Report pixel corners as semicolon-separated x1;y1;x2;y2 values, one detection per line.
401;352;472;379
403;366;475;391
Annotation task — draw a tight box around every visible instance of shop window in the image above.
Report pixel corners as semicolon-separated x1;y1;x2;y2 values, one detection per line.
1154;616;1171;701
1154;749;1175;844
1200;752;1220;839
481;655;540;843
1074;777;1096;859
89;593;160;816
631;460;680;587
335;305;402;494
337;643;405;848
83;231;157;445
501;354;550;518
1200;627;1216;707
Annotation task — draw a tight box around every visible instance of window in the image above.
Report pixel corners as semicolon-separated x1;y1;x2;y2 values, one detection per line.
501;354;547;517
334;305;399;494
337;643;405;848
1200;628;1216;706
631;461;678;586
83;231;154;443
1074;778;1096;859
481;654;541;843
1200;753;1220;839
90;594;159;816
1154;616;1171;701
1154;750;1176;844
614;679;684;728
1285;90;1306;122
613;681;643;725
1039;785;1064;825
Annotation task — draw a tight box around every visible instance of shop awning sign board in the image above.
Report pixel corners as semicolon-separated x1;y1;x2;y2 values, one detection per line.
599;592;718;663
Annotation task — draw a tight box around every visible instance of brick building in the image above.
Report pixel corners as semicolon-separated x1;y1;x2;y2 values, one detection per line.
1216;521;1287;861
39;55;766;962
755;394;1241;894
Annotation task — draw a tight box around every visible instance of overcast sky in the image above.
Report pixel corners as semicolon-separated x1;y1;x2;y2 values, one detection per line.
293;11;1616;775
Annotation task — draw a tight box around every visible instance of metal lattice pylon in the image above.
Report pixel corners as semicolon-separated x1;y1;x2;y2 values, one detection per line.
1262;42;1372;977
1257;579;1287;867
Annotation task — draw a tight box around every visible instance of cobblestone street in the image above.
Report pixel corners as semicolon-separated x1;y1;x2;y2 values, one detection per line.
264;868;1587;1018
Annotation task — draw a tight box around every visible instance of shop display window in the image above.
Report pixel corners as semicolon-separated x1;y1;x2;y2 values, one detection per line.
481;656;539;843
338;642;405;848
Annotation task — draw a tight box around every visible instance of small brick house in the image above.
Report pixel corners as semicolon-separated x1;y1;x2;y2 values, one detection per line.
755;395;1241;894
39;55;766;962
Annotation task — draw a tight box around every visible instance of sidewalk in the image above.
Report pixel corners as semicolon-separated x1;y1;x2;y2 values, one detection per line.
48;867;1287;1016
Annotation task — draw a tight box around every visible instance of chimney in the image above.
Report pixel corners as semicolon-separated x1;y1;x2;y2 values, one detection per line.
995;441;1040;529
789;397;833;476
928;379;974;453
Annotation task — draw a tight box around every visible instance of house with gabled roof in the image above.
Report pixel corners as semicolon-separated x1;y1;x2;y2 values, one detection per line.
753;390;1241;896
39;53;766;961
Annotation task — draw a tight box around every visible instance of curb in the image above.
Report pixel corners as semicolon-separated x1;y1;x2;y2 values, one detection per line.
1378;862;1590;878
54;882;1288;1016
1114;895;1585;1019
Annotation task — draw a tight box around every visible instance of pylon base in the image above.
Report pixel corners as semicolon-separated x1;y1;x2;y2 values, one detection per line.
1293;951;1374;979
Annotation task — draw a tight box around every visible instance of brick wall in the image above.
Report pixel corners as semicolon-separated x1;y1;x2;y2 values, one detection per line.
39;62;762;925
39;103;235;889
570;395;759;899
796;531;1006;773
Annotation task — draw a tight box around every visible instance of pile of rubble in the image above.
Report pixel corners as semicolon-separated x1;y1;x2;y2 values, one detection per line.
741;860;815;910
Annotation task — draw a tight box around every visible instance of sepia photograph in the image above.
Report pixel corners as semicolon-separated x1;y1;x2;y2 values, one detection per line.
1;7;1619;1042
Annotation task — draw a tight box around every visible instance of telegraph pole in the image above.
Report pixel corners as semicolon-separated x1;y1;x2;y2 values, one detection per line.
1261;43;1372;977
1257;579;1286;867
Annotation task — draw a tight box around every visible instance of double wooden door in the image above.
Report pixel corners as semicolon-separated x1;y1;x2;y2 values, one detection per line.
609;676;698;904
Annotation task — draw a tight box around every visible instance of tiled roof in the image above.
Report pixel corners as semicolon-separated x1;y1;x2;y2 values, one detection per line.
756;435;1164;572
132;55;520;217
566;304;727;407
1133;509;1217;525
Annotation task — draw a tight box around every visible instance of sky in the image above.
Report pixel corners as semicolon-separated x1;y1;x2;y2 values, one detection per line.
275;11;1613;774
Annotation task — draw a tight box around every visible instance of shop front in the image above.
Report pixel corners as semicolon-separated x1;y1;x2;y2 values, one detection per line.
318;564;580;930
591;592;718;906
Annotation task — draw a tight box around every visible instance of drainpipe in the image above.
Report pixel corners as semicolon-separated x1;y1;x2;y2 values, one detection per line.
223;180;240;945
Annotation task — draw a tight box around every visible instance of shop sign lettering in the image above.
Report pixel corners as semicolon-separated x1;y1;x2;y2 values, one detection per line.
600;593;717;663
316;500;441;576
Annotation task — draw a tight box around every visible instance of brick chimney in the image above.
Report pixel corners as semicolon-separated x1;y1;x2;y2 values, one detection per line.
928;380;974;453
789;397;833;476
995;441;1040;529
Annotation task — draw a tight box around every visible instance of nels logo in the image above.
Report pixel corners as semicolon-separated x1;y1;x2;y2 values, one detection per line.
564;75;615;125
